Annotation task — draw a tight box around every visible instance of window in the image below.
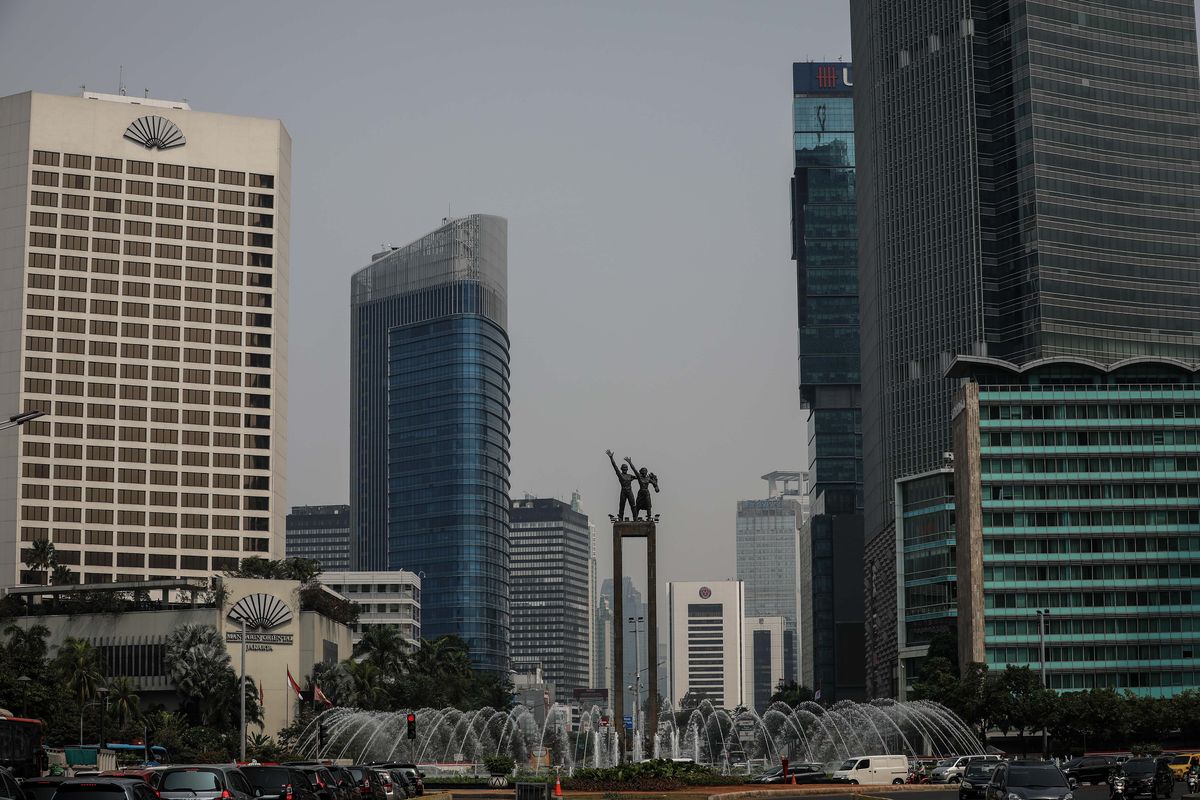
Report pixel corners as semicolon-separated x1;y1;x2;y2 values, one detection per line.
249;173;274;189
218;189;244;205
63;154;91;169
126;180;153;196
32;171;58;187
157;163;183;179
33;150;60;166
95;157;122;173
157;183;184;199
188;166;215;182
188;186;214;202
219;169;245;185
157;203;183;219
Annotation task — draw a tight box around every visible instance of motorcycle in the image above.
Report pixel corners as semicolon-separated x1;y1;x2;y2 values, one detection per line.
1186;768;1199;794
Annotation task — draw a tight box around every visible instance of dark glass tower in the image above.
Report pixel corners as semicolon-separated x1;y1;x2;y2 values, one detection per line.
851;1;1200;691
350;215;511;673
791;62;866;701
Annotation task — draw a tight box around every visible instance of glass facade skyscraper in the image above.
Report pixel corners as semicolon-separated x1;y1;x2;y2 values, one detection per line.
791;62;866;701
850;1;1200;691
952;357;1200;696
350;215;511;674
286;505;352;571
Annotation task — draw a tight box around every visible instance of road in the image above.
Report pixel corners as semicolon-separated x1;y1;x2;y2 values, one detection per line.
774;783;1114;800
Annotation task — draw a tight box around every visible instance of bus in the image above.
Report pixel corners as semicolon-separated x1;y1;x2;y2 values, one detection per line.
0;715;46;777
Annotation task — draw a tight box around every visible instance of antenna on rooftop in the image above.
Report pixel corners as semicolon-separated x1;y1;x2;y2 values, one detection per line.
118;65;126;96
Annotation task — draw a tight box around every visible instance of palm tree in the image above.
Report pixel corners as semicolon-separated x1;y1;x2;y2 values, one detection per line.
49;564;75;586
353;625;409;674
107;676;141;727
344;660;389;709
4;622;50;665
55;637;103;708
23;539;55;584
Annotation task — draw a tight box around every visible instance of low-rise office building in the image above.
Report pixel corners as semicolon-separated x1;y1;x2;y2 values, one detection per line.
952;356;1200;696
319;570;420;648
4;576;351;735
286;505;351;571
667;580;743;708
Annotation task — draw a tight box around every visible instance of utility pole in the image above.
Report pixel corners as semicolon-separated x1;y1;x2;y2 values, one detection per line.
1037;608;1051;759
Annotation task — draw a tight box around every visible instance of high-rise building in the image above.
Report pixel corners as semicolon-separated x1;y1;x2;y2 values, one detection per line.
735;472;805;679
286;505;351;570
743;615;792;713
790;61;867;702
349;214;510;673
0;90;289;589
850;1;1200;692
510;497;590;696
667;580;744;708
950;357;1200;696
593;592;614;706
600;576;643;712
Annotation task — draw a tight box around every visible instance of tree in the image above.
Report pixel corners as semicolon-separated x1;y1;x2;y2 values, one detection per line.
926;627;960;674
769;680;814;706
344;660;389;709
107;676;141;727
308;661;353;708
54;637;103;709
50;565;75;586
4;622;50;670
23;540;55;583
353;625;409;673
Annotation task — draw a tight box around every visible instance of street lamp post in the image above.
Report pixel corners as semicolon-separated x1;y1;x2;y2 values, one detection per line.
97;685;109;754
628;615;644;761
1037;608;1051;758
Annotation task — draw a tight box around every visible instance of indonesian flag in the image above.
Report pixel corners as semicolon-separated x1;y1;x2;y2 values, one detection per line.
287;667;303;699
314;684;333;707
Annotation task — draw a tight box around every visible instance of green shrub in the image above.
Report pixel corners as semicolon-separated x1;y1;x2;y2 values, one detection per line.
564;759;741;791
484;755;516;775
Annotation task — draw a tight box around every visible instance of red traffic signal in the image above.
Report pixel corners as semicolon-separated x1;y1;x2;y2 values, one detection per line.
406;712;417;740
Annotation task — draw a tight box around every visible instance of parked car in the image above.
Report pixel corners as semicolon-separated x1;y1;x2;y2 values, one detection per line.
934;755;1004;784
960;763;999;800
370;766;422;798
328;770;357;799
386;773;412;800
241;766;320;800
0;769;28;800
99;770;164;790
1166;755;1200;781
985;760;1072;800
749;764;825;784
371;772;394;800
158;766;255;800
832;755;909;785
19;777;66;800
342;769;384;800
52;778;160;800
1111;758;1174;800
288;767;345;800
1062;755;1118;787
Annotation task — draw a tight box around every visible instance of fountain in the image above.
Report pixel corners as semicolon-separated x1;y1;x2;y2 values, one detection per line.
296;698;980;772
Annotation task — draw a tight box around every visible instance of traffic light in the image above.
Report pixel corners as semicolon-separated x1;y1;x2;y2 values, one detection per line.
406;712;417;740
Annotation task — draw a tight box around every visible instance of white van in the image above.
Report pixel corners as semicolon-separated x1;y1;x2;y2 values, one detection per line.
832;755;909;785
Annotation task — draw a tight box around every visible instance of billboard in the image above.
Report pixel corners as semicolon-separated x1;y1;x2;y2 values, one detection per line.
793;62;853;94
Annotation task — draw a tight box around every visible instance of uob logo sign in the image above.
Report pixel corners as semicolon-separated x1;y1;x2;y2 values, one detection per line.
817;65;838;88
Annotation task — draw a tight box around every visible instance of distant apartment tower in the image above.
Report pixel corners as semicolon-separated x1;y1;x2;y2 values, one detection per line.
510;497;590;696
744;616;790;712
600;576;643;712
735;471;805;679
349;215;510;673
667;580;744;708
286;505;350;570
593;593;614;706
0;91;289;589
850;2;1200;694
321;570;421;648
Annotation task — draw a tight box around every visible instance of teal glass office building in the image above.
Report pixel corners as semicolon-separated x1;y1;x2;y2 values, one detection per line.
952;357;1200;696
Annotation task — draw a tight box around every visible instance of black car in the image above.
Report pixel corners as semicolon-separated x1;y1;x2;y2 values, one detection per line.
960;763;999;800
1063;756;1118;787
328;770;357;799
1111;758;1174;800
370;767;423;798
985;761;1072;800
287;767;345;800
386;773;412;800
158;766;255;800
751;764;827;785
20;778;66;800
343;769;384;800
241;766;320;800
52;778;161;800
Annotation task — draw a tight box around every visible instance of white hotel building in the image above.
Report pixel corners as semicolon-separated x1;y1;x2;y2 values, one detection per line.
0;90;290;588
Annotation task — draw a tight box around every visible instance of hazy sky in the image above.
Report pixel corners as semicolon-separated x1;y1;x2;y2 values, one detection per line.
0;1;852;603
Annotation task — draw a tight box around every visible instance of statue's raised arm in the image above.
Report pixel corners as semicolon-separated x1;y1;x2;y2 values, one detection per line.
606;449;622;477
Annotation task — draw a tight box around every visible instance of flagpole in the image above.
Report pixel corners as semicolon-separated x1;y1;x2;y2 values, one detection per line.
240;617;247;761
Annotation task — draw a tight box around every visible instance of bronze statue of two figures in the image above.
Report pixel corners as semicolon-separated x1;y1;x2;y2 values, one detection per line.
606;449;660;522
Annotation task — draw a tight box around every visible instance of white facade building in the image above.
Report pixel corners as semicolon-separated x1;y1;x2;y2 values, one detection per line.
667;580;744;708
320;570;421;648
0;90;290;589
743;615;790;712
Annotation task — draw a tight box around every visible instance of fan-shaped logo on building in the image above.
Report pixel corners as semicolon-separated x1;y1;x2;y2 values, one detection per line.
124;115;186;150
228;593;293;630
698;586;712;599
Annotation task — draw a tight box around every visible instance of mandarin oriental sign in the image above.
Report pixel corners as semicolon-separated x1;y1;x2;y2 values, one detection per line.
226;592;295;651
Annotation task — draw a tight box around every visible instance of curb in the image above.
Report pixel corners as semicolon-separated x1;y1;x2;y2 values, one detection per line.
710;786;958;799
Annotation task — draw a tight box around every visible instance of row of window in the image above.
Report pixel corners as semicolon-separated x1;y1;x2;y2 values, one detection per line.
31;208;272;231
982;402;1200;421
986;481;1200;501
33;150;274;188
20;463;269;491
22;530;269;552
982;456;1200;474
21;484;262;508
984;535;1200;555
987;590;1197;609
26;316;272;346
32;170;273;204
22;440;270;465
986;563;1200;582
989;643;1200;664
987;615;1200;638
984;508;1200;528
28;251;273;273
983;428;1200;447
30;231;274;252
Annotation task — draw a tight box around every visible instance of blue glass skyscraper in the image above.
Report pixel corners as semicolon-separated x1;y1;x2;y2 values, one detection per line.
350;215;511;673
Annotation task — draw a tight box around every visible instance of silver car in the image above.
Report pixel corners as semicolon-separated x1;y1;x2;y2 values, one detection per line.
933;756;1002;784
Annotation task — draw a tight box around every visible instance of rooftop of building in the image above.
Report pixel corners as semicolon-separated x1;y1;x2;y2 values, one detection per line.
947;355;1200;383
320;570;422;587
288;504;351;517
82;90;190;110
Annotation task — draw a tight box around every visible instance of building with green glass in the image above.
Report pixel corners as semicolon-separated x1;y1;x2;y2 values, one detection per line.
951;356;1200;696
